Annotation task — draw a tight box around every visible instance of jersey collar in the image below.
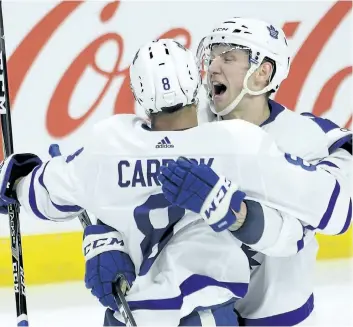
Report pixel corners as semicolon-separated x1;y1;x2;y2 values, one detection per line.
260;100;285;127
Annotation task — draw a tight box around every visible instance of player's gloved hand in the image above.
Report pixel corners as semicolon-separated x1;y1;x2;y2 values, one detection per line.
158;157;246;232
0;153;42;214
83;224;136;311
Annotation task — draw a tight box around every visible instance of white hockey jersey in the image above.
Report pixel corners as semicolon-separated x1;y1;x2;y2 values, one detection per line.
14;115;264;325
231;100;352;326
15;110;351;325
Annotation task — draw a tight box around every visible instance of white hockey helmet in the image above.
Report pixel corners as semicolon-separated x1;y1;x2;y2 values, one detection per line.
198;17;291;116
130;39;201;116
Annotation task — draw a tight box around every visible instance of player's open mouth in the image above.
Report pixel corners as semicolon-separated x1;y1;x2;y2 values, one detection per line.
213;82;227;99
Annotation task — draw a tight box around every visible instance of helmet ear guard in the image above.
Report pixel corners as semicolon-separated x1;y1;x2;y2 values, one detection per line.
130;39;202;117
198;17;291;116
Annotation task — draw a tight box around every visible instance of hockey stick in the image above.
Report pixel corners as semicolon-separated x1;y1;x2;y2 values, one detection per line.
0;2;29;326
49;145;137;326
113;274;137;326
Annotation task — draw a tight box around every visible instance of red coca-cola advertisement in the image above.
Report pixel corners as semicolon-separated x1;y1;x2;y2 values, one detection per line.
1;1;351;158
0;0;351;237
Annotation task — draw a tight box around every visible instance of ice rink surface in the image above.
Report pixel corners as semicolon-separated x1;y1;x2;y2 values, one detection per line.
0;259;352;327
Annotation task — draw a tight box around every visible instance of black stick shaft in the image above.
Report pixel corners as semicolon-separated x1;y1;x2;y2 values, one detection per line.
0;1;29;326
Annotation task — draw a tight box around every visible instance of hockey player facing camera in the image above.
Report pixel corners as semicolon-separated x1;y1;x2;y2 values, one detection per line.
158;17;352;326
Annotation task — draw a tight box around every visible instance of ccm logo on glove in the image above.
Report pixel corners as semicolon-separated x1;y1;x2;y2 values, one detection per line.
83;231;126;261
204;178;232;219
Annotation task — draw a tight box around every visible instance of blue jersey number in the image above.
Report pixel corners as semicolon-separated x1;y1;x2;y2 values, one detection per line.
284;153;316;171
162;77;170;90
133;193;185;275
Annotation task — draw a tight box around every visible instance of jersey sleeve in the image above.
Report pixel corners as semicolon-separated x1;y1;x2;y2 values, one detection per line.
227;127;352;242
232;200;316;257
257;152;351;235
232;144;352;255
221;115;352;256
14;120;104;222
15;147;91;222
299;113;352;235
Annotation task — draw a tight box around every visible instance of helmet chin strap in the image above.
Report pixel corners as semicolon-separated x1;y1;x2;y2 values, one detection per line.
210;63;272;117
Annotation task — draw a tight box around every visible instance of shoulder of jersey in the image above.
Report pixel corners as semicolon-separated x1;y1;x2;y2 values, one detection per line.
299;112;352;155
87;114;142;152
92;114;139;132
266;104;329;159
201;118;264;132
91;114;145;140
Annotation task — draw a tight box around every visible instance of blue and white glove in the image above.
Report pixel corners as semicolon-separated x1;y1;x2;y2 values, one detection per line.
158;157;246;232
0;143;65;215
83;224;136;311
0;153;42;214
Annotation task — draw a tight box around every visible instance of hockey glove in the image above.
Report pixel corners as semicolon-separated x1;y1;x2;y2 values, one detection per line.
158;157;246;232
83;224;136;311
0;153;42;214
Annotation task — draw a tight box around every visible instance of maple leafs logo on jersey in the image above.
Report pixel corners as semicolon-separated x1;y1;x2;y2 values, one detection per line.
241;244;262;270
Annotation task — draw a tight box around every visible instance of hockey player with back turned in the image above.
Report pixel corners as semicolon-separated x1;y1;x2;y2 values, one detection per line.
0;39;255;326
